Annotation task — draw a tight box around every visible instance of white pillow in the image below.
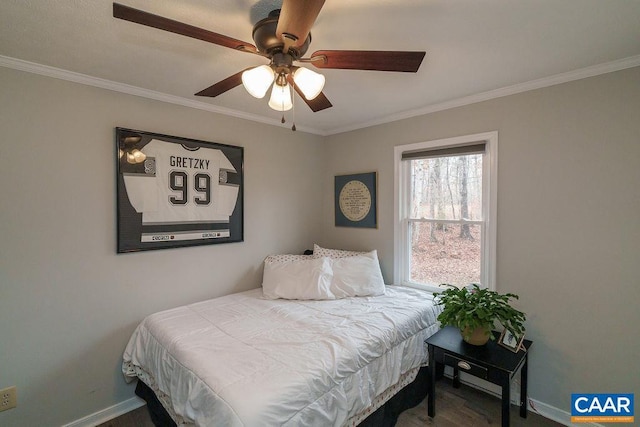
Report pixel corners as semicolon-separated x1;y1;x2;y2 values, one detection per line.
312;243;367;259
264;254;313;263
330;250;386;297
262;257;335;300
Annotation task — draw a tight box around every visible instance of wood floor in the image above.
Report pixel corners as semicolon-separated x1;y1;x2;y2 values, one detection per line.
99;381;563;427
396;381;562;426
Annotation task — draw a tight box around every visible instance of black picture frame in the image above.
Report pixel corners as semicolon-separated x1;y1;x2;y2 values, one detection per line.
116;127;243;253
498;328;525;353
334;172;377;228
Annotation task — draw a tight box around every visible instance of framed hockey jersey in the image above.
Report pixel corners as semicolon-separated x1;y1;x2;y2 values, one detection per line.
116;127;243;253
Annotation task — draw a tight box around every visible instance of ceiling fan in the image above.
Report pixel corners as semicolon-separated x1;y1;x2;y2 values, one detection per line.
113;1;425;115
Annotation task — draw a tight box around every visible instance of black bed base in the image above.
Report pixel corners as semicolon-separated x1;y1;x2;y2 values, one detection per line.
135;381;178;427
359;367;430;427
135;367;430;427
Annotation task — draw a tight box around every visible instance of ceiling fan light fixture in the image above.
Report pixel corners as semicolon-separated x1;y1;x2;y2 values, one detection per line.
113;3;425;116
293;67;325;100
241;65;275;98
268;81;293;111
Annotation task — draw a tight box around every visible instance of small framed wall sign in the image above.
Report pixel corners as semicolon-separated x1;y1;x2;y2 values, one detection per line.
498;328;525;353
334;172;377;228
116;127;243;253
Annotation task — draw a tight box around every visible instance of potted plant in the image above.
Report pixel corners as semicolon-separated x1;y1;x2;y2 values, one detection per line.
434;284;526;345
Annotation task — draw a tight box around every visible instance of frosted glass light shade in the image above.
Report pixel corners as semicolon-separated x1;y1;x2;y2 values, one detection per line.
242;65;275;98
293;67;325;100
268;83;293;111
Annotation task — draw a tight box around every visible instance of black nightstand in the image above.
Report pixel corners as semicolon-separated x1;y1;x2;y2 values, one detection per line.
426;326;533;427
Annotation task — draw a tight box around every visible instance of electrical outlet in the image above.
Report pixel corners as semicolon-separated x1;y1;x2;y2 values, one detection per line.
0;386;17;412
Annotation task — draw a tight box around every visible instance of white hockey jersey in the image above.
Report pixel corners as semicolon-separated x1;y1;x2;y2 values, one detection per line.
123;139;239;225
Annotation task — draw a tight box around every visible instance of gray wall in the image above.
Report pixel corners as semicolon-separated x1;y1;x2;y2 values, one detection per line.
2;63;639;426
0;67;325;426
321;67;640;417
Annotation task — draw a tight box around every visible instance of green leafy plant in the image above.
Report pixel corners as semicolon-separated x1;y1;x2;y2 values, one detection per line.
434;284;526;341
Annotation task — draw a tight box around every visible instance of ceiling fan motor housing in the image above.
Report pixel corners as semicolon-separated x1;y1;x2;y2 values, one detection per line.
252;9;311;59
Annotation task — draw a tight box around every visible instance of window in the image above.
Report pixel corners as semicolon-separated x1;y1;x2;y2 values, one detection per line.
394;132;497;292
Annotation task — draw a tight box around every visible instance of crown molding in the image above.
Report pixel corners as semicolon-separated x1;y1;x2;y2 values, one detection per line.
327;54;640;135
2;54;638;137
0;55;324;135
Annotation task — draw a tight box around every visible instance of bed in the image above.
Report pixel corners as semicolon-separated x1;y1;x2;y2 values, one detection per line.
122;247;441;426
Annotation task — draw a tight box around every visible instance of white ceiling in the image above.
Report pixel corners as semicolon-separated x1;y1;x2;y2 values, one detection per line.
1;0;639;135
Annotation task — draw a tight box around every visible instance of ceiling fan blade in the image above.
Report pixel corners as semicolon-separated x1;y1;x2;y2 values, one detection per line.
113;3;258;54
310;50;426;72
276;0;325;50
303;91;333;112
195;69;251;97
287;74;332;112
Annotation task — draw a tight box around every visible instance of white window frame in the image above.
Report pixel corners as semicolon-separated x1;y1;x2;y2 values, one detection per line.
393;131;498;292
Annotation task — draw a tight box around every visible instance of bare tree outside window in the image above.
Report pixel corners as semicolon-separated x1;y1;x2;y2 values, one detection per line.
409;153;483;288
459;155;473;239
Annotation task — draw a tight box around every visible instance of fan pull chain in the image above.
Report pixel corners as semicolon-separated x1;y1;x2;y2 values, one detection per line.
279;82;287;123
291;84;296;131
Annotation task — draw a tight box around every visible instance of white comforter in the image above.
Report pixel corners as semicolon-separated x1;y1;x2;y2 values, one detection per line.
122;285;440;426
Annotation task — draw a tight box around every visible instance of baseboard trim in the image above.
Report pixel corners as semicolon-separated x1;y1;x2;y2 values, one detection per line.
62;396;146;427
450;373;604;427
527;398;606;427
62;380;606;427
